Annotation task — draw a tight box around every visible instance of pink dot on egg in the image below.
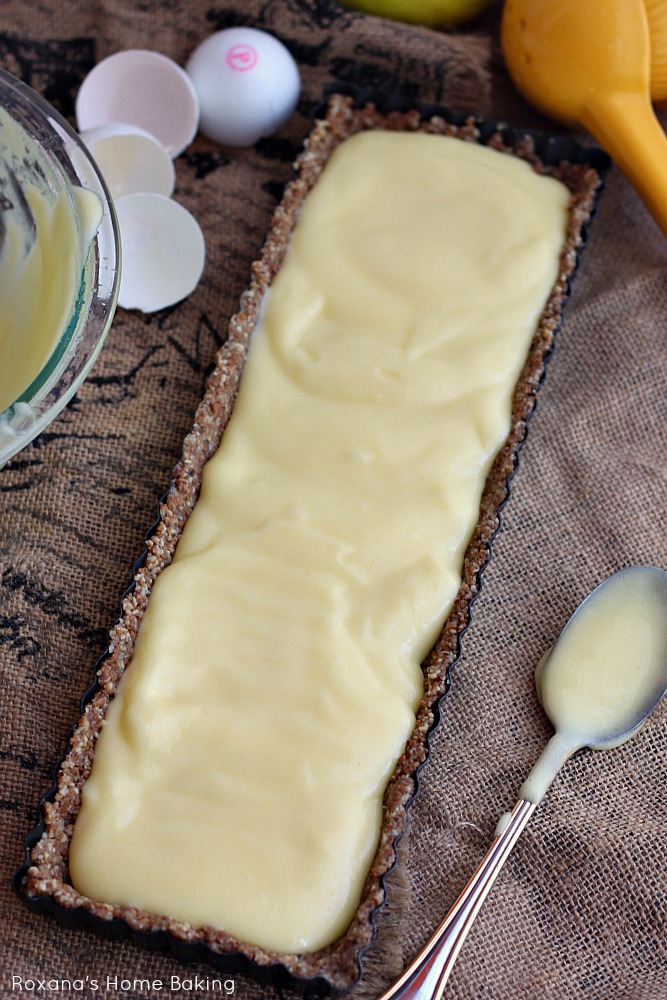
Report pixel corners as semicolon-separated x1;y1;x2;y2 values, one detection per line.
226;44;259;72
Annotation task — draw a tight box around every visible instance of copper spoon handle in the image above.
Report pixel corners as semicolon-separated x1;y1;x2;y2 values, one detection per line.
379;798;536;1000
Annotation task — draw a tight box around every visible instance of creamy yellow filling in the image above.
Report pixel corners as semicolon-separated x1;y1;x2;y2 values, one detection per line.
69;130;570;952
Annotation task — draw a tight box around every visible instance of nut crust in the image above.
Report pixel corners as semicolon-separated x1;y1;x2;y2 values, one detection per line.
19;93;603;991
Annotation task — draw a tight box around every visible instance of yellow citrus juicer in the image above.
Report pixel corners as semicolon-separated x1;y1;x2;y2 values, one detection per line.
645;0;667;102
501;0;667;237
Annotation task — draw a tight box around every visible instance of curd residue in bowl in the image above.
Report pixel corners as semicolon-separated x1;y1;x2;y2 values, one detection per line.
0;106;102;414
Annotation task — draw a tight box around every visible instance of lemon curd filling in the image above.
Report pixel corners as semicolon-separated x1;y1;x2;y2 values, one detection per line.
69;130;570;953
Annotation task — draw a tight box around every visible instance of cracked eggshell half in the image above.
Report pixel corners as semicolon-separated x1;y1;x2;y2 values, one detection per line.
76;49;200;157
115;192;205;313
79;124;176;200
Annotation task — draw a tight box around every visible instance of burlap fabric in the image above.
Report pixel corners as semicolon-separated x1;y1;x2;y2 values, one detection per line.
1;1;665;998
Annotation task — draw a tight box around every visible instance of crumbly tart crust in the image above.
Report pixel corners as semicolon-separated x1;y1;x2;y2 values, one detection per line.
16;94;606;991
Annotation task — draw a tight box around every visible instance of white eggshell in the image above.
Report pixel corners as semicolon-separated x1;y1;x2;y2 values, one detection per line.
79;123;176;199
115;193;205;312
76;50;200;157
185;27;301;147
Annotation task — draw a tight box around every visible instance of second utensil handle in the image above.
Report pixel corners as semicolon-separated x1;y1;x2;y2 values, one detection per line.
379;797;536;1000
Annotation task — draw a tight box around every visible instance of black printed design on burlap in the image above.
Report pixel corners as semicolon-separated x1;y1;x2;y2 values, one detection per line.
0;611;41;664
203;0;466;106
259;0;352;29
0;32;95;118
206;0;351;32
2;569;105;646
332;41;473;103
184;148;232;179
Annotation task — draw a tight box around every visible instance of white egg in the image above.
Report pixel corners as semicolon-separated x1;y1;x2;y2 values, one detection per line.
80;124;176;200
185;27;301;147
114;193;206;312
76;50;200;157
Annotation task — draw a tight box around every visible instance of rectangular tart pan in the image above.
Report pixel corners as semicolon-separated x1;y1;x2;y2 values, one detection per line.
14;90;610;992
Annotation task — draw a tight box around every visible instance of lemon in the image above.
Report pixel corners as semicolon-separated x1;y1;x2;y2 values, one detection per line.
339;0;493;26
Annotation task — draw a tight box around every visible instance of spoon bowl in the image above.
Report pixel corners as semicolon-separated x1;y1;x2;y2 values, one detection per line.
536;565;667;748
521;565;667;803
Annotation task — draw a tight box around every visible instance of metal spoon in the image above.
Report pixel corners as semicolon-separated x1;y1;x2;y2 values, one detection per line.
378;565;667;1000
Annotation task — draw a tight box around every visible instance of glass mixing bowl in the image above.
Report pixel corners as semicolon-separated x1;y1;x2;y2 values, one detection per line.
0;66;120;467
